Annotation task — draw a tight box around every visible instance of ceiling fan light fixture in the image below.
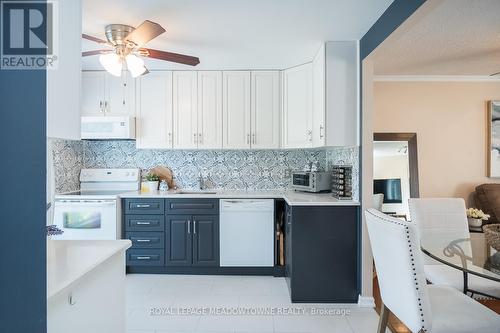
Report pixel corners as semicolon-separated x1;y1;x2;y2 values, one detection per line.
99;53;123;77
125;54;147;78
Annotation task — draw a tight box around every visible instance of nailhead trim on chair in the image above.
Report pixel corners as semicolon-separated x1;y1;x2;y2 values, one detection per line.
367;210;429;332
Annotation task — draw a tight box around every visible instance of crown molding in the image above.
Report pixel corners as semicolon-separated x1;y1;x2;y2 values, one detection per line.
373;75;500;82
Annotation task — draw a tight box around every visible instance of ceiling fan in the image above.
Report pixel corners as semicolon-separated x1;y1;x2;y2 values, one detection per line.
82;20;200;77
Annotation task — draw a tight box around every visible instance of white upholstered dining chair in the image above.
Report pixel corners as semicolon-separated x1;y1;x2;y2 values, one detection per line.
365;208;500;333
409;198;500;299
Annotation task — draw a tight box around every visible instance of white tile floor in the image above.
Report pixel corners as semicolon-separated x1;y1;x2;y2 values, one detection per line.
126;274;385;333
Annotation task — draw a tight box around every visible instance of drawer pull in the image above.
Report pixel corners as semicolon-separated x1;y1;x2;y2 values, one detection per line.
135;204;151;208
136;256;151;260
135;239;151;243
136;222;151;225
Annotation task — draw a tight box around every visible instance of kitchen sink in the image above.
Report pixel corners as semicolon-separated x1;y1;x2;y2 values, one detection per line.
175;190;218;194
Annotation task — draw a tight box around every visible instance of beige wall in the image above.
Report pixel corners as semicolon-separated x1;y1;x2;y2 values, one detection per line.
374;81;500;202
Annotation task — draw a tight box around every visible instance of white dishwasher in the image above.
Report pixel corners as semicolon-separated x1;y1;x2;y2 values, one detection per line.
220;199;274;267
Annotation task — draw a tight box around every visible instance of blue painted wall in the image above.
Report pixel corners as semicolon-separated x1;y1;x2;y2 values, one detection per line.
0;0;47;330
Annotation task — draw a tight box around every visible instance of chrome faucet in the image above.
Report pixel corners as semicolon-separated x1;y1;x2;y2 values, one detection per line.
198;173;205;190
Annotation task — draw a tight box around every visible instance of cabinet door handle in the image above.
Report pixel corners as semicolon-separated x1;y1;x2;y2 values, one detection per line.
319;125;324;139
135;239;151;243
198;133;202;144
194;133;197;144
99;100;103;112
252;133;256;145
136;204;151;208
307;129;312;142
136;221;151;225
187;220;191;234
68;294;76;306
168;132;172;144
104;101;108;113
247;133;250;145
193;221;197;234
136;256;151;260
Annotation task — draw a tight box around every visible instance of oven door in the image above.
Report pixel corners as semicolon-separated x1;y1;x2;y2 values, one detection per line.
292;173;312;191
52;199;118;240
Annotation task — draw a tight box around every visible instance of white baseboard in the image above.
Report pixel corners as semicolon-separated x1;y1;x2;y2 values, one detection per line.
357;295;375;308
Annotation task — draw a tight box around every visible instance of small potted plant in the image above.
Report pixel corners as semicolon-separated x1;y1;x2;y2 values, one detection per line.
466;208;490;229
143;173;160;192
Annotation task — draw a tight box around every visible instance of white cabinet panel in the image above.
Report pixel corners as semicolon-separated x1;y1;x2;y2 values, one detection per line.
173;71;198;149
81;71;105;116
325;41;359;147
106;73;136;116
222;71;251;149
47;0;81;139
136;72;173;149
197;71;223;149
282;64;313;148
251;71;280;149
312;45;326;147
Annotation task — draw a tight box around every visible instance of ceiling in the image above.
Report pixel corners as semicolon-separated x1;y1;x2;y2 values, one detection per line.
372;0;500;75
373;141;408;157
82;0;393;70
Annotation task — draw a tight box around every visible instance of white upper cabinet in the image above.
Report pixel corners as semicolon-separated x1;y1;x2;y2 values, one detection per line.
173;71;198;149
81;71;105;116
222;71;251;149
81;71;136;117
325;41;359;147
282;63;313;149
251;71;280;149
136;71;173;149
312;45;326;147
106;74;136;116
197;71;223;149
47;0;81;140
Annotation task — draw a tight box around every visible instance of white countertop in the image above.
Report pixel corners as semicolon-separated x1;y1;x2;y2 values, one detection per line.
47;240;131;299
120;190;359;206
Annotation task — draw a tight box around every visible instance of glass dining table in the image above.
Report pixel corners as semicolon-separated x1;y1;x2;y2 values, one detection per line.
420;230;500;299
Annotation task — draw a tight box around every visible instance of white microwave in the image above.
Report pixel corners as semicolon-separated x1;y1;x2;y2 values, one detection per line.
81;116;136;140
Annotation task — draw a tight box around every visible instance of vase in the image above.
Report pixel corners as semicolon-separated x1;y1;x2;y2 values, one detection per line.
468;217;483;228
143;181;159;192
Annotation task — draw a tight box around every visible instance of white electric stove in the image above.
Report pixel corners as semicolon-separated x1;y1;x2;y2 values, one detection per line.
52;169;140;240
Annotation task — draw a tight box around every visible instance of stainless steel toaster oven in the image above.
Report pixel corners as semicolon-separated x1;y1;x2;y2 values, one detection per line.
291;172;331;193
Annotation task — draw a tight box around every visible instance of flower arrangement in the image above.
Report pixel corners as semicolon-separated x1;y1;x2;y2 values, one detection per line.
466;208;490;221
144;173;160;182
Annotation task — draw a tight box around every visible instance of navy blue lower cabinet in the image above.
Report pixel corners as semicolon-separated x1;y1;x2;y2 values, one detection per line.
165;214;220;267
166;215;193;266
192;215;220;267
285;204;359;303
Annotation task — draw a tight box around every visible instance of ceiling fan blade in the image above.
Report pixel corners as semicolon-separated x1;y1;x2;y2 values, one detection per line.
82;33;107;44
82;49;112;57
490;71;500;76
125;20;165;47
140;48;200;66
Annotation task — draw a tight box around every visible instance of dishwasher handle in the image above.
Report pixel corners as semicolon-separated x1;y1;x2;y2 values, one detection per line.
220;199;274;211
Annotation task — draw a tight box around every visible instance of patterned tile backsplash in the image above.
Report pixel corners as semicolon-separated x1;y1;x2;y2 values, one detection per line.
50;138;83;193
51;139;359;199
